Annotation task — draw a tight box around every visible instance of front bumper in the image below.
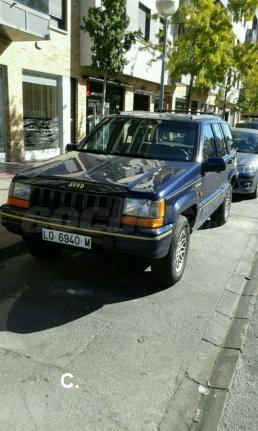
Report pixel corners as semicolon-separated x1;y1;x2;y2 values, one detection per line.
0;205;173;260
233;174;257;194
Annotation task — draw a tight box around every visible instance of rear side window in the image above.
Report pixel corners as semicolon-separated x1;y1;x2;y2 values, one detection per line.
212;124;226;157
221;123;234;153
202;125;217;160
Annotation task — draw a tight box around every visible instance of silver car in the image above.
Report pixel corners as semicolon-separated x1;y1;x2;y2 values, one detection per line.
232;127;258;199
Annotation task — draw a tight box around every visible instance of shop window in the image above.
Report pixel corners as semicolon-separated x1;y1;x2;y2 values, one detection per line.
139;3;150;41
133;93;149;111
175;98;187;112
191;100;198;113
49;0;66;31
22;72;60;152
86;81;124;133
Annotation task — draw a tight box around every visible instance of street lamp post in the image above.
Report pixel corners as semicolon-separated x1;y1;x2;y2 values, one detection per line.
156;0;179;111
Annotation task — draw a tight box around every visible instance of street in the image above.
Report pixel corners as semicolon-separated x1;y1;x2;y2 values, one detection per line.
0;195;257;431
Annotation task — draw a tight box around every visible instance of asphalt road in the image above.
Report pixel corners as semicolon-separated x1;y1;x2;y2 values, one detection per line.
218;278;258;431
0;196;257;431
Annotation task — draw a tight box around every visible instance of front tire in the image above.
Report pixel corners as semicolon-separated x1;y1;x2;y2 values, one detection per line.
211;186;232;227
151;215;190;286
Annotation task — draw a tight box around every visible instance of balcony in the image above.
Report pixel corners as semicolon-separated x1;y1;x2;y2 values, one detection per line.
0;0;50;41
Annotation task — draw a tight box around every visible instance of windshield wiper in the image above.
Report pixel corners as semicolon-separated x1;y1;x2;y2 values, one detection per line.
111;151;155;159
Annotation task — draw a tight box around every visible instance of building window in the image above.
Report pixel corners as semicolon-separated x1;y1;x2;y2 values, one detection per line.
139;3;150;41
22;72;60;152
16;0;49;15
0;66;6;157
49;0;66;30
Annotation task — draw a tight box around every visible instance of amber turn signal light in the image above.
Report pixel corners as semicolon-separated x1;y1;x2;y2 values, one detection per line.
8;197;30;209
121;215;164;228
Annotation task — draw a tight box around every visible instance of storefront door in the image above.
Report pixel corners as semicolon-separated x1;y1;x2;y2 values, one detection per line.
0;67;6;162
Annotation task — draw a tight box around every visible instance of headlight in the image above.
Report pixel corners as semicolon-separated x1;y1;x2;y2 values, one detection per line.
238;165;257;175
10;182;32;200
8;182;31;209
122;198;165;228
123;198;165;218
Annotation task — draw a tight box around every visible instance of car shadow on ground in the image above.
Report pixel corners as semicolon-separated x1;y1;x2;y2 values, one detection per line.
232;193;255;203
2;252;168;334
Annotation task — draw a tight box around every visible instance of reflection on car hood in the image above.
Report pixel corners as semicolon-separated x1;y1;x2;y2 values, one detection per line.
237;152;258;168
16;151;200;196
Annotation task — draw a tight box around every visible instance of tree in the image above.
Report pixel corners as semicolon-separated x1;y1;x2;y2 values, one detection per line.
167;0;235;111
219;41;258;115
228;0;258;21
238;64;258;115
81;0;141;116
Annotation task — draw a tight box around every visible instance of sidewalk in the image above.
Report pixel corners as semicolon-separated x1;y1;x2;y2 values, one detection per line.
0;162;32;260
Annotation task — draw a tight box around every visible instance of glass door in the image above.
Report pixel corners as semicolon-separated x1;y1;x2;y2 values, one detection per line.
0;66;6;162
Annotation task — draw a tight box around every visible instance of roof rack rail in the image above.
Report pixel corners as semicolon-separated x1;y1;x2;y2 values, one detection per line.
155;109;219;116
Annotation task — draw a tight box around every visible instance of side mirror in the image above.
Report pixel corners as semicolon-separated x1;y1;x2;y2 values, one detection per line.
65;143;77;152
204;157;226;173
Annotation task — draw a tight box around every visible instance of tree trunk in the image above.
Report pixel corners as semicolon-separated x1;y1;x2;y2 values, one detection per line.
186;75;194;112
223;85;229;119
102;73;107;117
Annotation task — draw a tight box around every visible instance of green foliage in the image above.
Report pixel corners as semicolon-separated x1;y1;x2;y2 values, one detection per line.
167;0;235;90
238;65;258;114
228;0;258;21
233;42;258;79
81;0;141;78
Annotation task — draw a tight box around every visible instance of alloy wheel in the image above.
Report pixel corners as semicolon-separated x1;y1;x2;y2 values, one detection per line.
175;229;188;274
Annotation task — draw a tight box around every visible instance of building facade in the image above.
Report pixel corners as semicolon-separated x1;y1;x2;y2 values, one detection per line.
0;0;87;162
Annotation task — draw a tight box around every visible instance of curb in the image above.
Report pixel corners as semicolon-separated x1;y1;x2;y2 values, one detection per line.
192;266;258;431
159;228;258;431
0;240;25;262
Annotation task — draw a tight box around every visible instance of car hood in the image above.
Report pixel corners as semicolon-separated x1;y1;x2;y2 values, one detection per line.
237;152;258;168
16;152;200;197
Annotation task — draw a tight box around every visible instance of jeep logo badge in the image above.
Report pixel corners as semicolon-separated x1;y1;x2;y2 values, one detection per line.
67;182;85;190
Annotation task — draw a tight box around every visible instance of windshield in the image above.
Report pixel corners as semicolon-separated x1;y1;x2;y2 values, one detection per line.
78;117;198;162
232;131;258;154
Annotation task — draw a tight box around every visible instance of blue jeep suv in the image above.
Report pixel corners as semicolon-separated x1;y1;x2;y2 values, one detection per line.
0;112;237;285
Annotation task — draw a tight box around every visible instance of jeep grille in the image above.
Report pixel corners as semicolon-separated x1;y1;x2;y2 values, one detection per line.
30;186;123;227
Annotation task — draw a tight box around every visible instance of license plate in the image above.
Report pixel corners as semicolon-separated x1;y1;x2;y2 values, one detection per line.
42;228;92;249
